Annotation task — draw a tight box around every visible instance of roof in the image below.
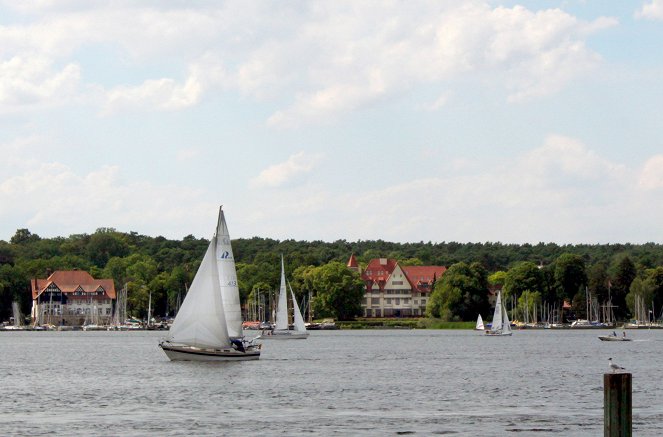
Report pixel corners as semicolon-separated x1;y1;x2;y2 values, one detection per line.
359;258;446;294
347;253;359;268
401;266;447;293
361;258;399;282
31;270;117;300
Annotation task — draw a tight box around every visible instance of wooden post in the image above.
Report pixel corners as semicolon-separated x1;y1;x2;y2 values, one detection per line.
604;372;632;437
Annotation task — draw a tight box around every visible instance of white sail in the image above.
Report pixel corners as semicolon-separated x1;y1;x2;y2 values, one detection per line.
491;292;503;332
475;314;484;330
215;207;243;339
290;285;307;333
275;255;289;331
167;237;231;349
502;298;512;334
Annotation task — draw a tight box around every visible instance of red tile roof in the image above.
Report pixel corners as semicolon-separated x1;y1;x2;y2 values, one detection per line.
359;258;446;294
402;266;447;293
347;253;358;268
31;270;116;300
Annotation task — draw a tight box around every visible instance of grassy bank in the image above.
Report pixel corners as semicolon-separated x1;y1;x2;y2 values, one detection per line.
336;318;474;330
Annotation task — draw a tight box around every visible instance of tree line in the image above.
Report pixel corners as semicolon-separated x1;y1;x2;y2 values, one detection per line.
426;253;663;323
2;227;663;323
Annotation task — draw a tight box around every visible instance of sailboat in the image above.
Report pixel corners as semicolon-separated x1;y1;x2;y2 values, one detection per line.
259;256;309;340
485;291;512;336
159;207;261;361
475;314;484;331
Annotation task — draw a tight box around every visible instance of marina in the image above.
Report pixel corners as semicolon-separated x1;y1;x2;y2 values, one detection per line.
1;329;662;436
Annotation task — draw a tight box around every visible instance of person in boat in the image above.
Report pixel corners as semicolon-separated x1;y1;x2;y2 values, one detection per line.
230;338;245;352
622;331;626;338
612;331;617;336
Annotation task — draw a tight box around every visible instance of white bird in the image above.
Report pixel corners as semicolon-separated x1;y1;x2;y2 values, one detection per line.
608;357;625;373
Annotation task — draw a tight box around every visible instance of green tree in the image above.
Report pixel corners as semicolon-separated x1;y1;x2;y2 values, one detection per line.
426;262;489;321
553;253;587;302
626;277;655;321
517;290;542;323
587;262;610;304
610;255;637;319
488;271;507;287
307;261;364;320
86;229;130;267
503;262;544;302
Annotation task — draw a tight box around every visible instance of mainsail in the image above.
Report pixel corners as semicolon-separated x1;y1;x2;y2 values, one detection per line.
167;236;230;349
215;208;243;339
275;256;289;331
491;292;503;332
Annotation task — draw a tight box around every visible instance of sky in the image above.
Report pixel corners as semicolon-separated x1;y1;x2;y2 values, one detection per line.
1;0;663;245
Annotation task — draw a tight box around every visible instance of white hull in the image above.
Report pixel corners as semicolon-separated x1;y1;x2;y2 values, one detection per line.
258;330;309;340
485;331;512;336
160;343;260;361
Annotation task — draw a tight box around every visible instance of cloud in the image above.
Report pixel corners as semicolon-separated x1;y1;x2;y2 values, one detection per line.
636;0;663;20
0;2;616;122
240;135;663;244
250;152;323;188
0;56;80;112
0;157;217;240
263;3;616;127
638;155;663;189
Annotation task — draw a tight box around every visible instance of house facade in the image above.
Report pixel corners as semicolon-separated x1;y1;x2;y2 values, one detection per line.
31;270;116;327
348;255;446;317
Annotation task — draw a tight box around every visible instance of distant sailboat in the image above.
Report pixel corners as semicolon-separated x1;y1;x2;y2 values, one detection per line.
259;256;309;340
485;291;512;336
159;207;261;361
475;314;484;331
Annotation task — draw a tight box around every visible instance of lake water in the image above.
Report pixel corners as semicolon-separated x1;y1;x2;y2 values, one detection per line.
1;329;662;436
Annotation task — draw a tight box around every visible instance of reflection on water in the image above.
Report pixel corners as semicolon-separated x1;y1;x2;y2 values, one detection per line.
1;329;662;436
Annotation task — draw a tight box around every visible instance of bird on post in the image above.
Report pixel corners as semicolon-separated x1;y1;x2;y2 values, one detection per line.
608;357;625;373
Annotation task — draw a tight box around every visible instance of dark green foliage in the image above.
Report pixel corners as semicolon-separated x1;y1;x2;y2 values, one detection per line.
611;256;637;319
5;227;663;322
427;262;490;321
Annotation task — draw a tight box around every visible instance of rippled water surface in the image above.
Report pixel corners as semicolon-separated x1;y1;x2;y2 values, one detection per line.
1;329;662;436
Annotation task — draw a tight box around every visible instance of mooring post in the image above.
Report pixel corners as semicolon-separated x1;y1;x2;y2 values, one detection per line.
604;372;632;437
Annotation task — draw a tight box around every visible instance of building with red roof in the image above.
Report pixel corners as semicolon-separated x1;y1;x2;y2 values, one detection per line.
31;270;116;327
351;256;447;317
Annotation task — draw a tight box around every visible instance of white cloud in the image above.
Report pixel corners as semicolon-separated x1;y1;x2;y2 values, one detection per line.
636;0;663;20
638;155;663;189
240;135;663;244
0;161;218;239
0;2;616;122
0;56;80;111
102;76;203;114
250;152;323;188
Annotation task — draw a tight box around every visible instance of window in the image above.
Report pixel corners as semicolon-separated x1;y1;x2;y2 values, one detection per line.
371;298;380;305
386;298;392;304
395;298;400;305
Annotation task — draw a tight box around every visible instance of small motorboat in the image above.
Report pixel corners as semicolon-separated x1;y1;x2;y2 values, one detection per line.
598;334;632;341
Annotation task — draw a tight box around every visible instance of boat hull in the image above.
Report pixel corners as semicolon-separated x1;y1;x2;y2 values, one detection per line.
484;331;512;336
257;330;309;340
159;343;261;361
598;336;632;342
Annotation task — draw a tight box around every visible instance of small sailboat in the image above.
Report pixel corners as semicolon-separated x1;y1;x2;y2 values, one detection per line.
159;207;261;361
485;291;512;336
475;314;484;331
259;256;309;340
